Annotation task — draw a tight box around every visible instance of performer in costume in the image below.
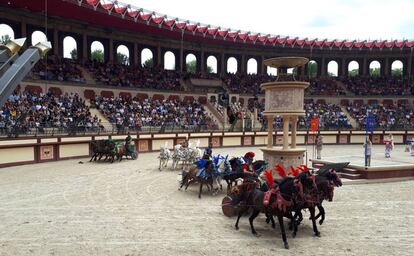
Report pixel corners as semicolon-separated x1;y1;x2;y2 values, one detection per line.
202;142;213;160
384;134;394;158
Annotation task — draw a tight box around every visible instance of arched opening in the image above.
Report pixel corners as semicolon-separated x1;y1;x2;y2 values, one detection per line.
327;60;338;77
227;57;238;74
308;60;318;78
141;48;153;67
186;53;197;73
164;51;175;70
63;36;77;59
31;31;47;46
0;24;15;44
116;45;130;65
369;60;381;76
348;61;359;77
267;66;277;76
206;56;217;74
91;41;104;62
391;60;403;76
247;58;258;74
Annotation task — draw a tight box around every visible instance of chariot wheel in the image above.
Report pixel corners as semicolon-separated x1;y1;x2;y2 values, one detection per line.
222;195;237;217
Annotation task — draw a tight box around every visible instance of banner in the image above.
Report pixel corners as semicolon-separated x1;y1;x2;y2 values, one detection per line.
310;118;320;132
366;114;375;132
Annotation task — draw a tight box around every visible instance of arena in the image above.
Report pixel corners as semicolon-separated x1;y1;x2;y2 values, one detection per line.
1;0;414;255
0;145;413;256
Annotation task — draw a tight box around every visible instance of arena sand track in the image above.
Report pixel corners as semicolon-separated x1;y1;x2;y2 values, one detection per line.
0;145;413;256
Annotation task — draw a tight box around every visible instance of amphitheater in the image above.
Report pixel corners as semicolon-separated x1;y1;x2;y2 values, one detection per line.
0;0;414;255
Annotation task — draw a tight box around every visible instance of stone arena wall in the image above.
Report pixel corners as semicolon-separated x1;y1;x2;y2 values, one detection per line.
1;130;414;168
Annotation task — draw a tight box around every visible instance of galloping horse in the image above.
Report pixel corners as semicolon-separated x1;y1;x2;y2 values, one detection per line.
179;160;217;198
158;146;171;171
233;171;318;249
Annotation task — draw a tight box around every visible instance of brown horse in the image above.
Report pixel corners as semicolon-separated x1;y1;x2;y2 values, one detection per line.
233;172;318;249
179;160;216;198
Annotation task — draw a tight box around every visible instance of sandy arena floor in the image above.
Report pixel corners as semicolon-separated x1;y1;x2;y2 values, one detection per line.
0;145;413;256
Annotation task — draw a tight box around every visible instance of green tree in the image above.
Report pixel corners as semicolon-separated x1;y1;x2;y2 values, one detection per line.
370;68;380;77
117;52;129;65
91;49;104;62
186;60;197;73
206;65;214;74
70;48;77;60
348;69;359;77
391;68;402;76
143;58;153;68
0;34;11;45
308;62;317;78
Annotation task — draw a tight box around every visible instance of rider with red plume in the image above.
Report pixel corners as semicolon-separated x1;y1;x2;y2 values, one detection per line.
242;152;255;172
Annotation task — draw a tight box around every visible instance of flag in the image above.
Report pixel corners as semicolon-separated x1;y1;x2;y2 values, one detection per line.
366;114;375;132
310;118;320;132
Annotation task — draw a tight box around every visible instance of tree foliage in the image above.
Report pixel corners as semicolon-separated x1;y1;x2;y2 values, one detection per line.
117;52;129;65
143;58;153;68
391;68;402;76
369;68;380;77
0;34;11;45
308;62;317;78
348;69;359;77
70;48;77;60
186;60;197;73
91;49;104;62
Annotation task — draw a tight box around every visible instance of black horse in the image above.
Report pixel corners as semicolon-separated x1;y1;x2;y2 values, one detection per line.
223;158;267;191
233;172;317;249
90;140;116;163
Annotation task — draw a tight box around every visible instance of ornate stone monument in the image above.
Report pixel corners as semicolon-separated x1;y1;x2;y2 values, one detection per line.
260;57;309;172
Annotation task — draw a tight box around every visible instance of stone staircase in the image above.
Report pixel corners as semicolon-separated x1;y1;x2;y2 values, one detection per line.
204;102;225;129
312;162;363;180
86;101;114;132
340;106;359;129
335;80;354;96
77;66;96;85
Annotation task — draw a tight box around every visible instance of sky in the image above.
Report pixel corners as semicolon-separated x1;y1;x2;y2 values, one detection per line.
1;0;411;73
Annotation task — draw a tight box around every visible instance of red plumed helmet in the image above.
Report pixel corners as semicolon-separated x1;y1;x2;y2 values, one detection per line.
244;152;255;159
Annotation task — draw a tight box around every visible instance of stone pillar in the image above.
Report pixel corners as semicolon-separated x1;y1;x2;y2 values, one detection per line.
291;116;298;148
133;42;138;65
82;33;88;63
221;52;225;75
157;45;161;67
408;52;413;77
363;57;368;76
109;38;114;62
20;21;27;38
321;57;326;76
241;55;246;73
267;116;273;148
53;29;59;55
179;47;183;72
384;58;390;76
283;116;289;150
261;56;266;74
341;58;347;77
200;50;205;73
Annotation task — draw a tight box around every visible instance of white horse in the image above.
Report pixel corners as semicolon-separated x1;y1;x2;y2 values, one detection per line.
212;154;232;193
159;142;171;171
172;144;188;170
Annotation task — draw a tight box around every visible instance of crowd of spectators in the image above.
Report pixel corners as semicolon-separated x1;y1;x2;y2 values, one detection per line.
0;89;101;136
341;76;414;96
257;102;352;130
86;61;182;91
222;73;274;95
347;103;414;130
306;78;347;96
94;96;218;132
30;56;85;83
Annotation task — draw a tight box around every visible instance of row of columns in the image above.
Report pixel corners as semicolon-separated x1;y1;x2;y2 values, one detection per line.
267;115;298;149
8;20;414;77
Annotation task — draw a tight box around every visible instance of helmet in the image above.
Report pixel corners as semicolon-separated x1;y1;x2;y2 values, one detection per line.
244;152;255;159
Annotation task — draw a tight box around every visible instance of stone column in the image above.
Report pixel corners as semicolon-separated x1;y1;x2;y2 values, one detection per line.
321;57;326;76
179;47;184;72
267;116;273;148
341;58;347;77
20;21;27;39
241;55;246;73
261;56;266;74
283;116;289;150
82;33;88;63
291;116;298;148
133;42;138;65
109;38;114;62
408;52;412;77
220;52;225;75
384;58;390;76
363;57;368;75
53;29;59;55
157;45;161;67
200;50;205;73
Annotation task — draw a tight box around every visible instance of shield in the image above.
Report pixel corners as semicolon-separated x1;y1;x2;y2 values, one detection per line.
222;196;237;217
316;162;350;175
